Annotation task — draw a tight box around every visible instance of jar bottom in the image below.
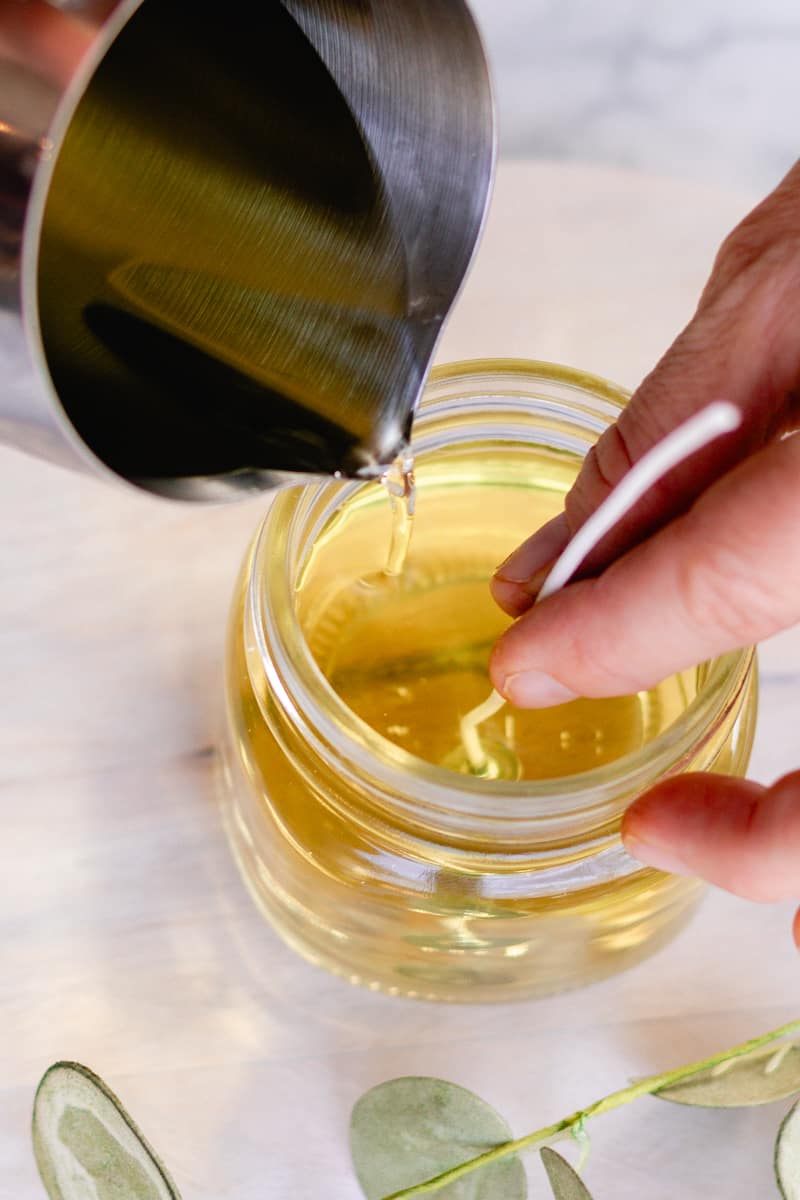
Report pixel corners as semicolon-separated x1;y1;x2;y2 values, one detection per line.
219;738;704;1004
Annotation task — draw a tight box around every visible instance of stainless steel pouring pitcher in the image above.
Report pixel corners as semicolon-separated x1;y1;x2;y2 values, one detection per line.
0;0;494;499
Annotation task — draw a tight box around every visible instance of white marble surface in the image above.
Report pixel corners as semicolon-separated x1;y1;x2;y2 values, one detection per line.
470;0;800;195
3;163;799;1200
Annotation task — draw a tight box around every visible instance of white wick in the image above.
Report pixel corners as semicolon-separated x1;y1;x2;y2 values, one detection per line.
459;401;742;773
459;689;507;772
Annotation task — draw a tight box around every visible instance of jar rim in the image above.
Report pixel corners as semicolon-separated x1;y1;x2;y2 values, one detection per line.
249;358;754;830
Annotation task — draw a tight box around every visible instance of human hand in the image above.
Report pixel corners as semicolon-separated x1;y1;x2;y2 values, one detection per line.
489;159;800;943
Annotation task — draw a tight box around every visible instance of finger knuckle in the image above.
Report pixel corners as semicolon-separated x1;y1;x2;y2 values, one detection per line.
713;221;766;279
572;645;644;697
566;423;635;528
674;519;782;647
709;225;800;315
567;584;656;696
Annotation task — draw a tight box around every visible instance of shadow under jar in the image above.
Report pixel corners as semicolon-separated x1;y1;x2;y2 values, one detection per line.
220;360;757;1003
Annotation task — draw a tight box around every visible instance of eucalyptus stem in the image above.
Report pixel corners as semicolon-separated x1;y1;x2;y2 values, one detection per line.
380;1018;800;1200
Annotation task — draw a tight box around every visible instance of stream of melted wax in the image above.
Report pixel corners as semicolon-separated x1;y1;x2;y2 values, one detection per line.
381;446;417;578
376;447;524;780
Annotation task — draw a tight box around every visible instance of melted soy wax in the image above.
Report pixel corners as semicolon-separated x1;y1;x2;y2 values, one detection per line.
298;444;696;782
381;447;417;578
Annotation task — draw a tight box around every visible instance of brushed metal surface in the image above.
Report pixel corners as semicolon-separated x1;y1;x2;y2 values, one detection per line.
0;0;494;499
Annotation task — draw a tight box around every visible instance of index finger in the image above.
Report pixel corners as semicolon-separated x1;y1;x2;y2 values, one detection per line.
493;170;800;616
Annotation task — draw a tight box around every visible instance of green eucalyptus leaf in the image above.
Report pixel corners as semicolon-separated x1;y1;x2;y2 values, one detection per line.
654;1043;800;1108
541;1148;596;1200
32;1062;181;1200
350;1076;527;1200
776;1099;800;1199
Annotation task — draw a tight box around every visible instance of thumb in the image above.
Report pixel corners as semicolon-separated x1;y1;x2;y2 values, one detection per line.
489;431;800;705
622;771;800;944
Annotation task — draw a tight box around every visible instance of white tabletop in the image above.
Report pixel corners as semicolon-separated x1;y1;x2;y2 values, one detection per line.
3;162;798;1200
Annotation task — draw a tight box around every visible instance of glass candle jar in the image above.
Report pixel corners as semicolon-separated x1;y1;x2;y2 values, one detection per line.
220;360;757;1003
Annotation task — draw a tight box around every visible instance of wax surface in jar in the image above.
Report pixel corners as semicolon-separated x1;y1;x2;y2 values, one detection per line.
297;445;696;781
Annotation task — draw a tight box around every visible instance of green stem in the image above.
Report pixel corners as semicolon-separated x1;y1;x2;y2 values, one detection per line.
380;1018;800;1200
572;1117;592;1175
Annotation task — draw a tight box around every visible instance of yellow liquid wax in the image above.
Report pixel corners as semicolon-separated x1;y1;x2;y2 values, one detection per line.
298;445;696;780
381;447;417;579
222;440;756;1001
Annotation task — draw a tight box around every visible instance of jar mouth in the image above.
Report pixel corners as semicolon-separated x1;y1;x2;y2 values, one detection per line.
250;359;753;825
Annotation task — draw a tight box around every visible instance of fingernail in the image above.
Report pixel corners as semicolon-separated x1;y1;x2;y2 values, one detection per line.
503;670;578;708
490;576;536;618
622;832;691;877
524;562;558;598
490;560;556;617
495;513;571;585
